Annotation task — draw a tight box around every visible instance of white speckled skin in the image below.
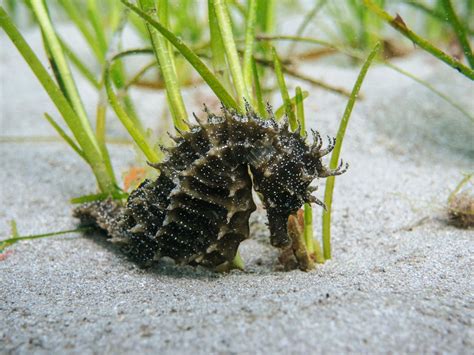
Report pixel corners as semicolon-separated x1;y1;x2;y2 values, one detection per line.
75;106;345;268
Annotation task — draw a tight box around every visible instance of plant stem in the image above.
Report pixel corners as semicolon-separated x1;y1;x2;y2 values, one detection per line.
243;0;257;106
139;0;189;131
105;64;161;164
362;0;474;80
31;0;90;130
56;0;104;61
295;86;306;137
303;203;314;255
43;113;85;160
274;90;308;119
231;251;245;270
441;0;474;69
208;0;232;91
124;60;158;90
255;0;275;81
107;9;143;132
121;0;239;110
296;86;315;256
322;42;381;260
0;6;117;196
257;0;275;35
1;227;93;252
282;66;352;98
257;34;336;50
272;47;297;130
258;34;473;121
212;0;249;108
287;0;327;56
86;0;108;57
448;173;473;203
251;58;266;117
58;36;100;89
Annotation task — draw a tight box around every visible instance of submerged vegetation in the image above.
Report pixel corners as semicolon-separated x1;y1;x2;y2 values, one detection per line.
0;0;472;270
448;174;474;229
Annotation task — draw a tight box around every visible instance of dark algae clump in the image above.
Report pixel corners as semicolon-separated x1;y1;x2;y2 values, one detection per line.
448;190;474;229
74;105;347;270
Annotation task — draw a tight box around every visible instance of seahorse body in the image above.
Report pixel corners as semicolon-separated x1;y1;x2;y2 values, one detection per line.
74;106;347;267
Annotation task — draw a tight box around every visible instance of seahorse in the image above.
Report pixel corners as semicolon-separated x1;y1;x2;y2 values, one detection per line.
74;105;347;269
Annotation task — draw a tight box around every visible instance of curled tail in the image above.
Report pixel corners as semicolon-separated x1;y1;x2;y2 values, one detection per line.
73;198;126;241
73;174;174;266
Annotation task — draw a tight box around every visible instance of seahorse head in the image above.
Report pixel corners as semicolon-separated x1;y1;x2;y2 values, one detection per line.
246;115;348;248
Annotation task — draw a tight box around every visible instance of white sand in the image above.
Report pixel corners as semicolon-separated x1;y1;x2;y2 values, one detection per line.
1;24;473;354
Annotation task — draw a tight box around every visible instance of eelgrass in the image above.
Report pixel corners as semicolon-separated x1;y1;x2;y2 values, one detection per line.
1;1;382;267
213;0;249;108
120;0;239;111
448;173;474;204
104;59;161;164
272;47;297;130
286;0;328;56
208;0;232;93
56;0;141;130
0;220;91;254
402;0;474;37
295;87;312;256
242;0;258;107
295;86;325;264
251;58;266;117
31;0;91;142
139;0;189;132
257;34;473;122
441;0;474;69
274;91;309;120
58;36;100;89
0;5;119;197
363;0;474;80
447;173;474;228
323;0;384;54
322;42;381;259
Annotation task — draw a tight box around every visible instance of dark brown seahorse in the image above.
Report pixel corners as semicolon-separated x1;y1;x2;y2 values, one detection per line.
74;105;347;269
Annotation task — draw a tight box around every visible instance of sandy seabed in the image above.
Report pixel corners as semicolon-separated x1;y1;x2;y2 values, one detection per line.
1;25;473;354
